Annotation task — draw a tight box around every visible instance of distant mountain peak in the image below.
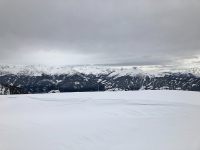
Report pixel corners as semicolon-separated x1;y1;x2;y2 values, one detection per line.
185;67;200;77
0;65;200;78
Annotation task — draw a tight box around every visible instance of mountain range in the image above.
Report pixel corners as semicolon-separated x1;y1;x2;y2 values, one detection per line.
0;65;200;94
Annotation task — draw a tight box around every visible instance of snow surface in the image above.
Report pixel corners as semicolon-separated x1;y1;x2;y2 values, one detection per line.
0;91;200;150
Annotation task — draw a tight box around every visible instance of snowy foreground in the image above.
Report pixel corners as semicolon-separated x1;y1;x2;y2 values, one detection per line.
1;91;200;150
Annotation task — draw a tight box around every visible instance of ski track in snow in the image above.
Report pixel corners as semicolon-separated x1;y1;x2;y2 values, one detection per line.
0;90;200;150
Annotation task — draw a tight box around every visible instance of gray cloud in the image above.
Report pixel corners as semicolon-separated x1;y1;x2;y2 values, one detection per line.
0;0;200;69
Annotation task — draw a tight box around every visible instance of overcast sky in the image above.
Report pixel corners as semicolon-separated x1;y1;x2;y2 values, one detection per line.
0;0;200;70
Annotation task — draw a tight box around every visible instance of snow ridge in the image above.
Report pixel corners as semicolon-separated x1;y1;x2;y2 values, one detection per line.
0;65;77;76
0;65;200;78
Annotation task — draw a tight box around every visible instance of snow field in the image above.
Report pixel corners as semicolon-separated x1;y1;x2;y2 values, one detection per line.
0;91;200;150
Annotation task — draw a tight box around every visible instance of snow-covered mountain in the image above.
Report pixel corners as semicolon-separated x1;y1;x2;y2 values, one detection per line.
1;65;200;78
0;65;77;76
0;65;200;94
73;66;115;76
185;67;200;77
108;67;164;78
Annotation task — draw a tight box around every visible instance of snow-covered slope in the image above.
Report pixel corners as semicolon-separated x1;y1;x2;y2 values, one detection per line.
0;65;168;77
108;67;164;78
0;91;200;150
0;65;200;77
0;65;77;76
73;66;115;75
186;67;200;77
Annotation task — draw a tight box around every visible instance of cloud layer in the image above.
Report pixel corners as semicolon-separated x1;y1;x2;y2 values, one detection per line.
0;0;200;69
